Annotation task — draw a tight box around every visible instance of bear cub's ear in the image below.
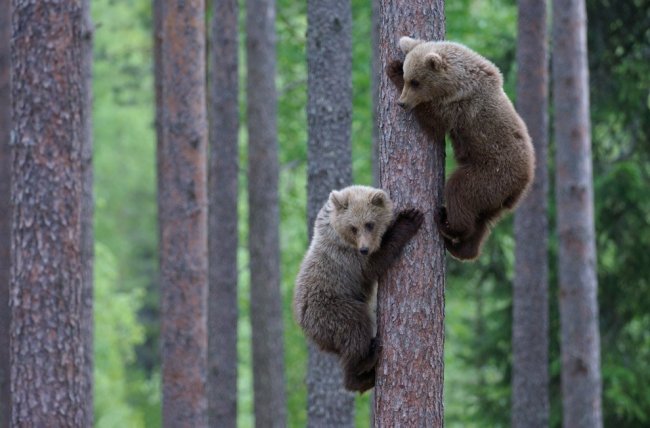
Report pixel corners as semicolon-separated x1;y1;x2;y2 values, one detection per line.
330;190;348;211
425;52;446;71
399;36;424;54
370;191;387;208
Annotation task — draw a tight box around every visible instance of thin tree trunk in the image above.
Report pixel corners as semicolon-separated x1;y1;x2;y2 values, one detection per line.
208;0;239;426
373;1;446;426
246;0;287;426
157;0;209;425
10;0;87;424
512;0;549;426
552;0;603;427
305;0;355;425
0;0;11;423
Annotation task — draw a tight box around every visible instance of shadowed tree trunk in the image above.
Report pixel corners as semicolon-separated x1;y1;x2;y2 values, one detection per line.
305;0;355;426
552;0;603;427
246;0;287;425
156;0;209;425
373;1;446;425
0;0;11;423
208;0;239;426
10;0;88;424
512;0;549;426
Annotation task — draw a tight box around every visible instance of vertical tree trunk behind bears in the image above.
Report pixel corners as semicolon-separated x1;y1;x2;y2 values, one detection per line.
208;0;239;427
157;0;209;426
374;1;446;426
371;0;381;187
512;0;549;427
0;0;11;423
552;0;603;427
10;0;89;424
305;0;355;426
246;0;288;426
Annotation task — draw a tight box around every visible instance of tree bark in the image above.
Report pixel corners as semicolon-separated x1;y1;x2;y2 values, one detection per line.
371;0;381;187
373;1;446;426
246;0;287;426
512;0;549;426
208;0;239;426
10;0;88;424
305;0;355;426
157;0;209;426
552;0;603;427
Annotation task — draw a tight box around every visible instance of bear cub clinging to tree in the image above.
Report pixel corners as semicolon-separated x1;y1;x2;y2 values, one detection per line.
293;185;423;392
387;37;535;260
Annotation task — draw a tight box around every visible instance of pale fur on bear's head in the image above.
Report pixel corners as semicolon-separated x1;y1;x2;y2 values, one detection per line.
328;185;394;256
397;36;503;110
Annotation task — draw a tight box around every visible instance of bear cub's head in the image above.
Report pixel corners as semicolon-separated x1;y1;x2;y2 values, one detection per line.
329;186;394;256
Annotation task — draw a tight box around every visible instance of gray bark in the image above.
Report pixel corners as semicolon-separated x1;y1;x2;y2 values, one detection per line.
373;0;446;426
552;0;603;427
306;0;355;426
208;0;239;427
157;0;209;426
371;0;380;187
10;0;87;424
246;0;288;426
512;0;549;426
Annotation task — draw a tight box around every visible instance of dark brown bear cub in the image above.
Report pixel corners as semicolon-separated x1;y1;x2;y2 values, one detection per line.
293;185;423;392
387;37;535;261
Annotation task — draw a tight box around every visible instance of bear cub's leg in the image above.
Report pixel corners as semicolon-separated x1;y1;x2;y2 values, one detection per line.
342;338;381;393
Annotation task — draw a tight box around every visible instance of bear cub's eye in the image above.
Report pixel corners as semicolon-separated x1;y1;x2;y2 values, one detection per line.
410;79;420;88
365;222;374;231
350;226;358;235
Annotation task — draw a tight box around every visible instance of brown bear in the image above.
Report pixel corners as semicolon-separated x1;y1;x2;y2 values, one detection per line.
387;37;535;261
293;185;423;392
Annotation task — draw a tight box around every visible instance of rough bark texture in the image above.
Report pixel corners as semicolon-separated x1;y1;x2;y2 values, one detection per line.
512;0;549;426
371;0;380;187
157;0;209;426
373;1;446;426
306;0;355;426
246;0;288;426
10;0;87;425
552;0;603;427
208;0;239;426
0;0;11;423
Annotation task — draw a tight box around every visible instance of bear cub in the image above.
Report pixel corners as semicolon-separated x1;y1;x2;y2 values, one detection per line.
293;185;423;392
387;37;535;261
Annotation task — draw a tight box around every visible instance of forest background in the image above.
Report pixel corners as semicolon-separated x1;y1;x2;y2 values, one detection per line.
90;0;649;426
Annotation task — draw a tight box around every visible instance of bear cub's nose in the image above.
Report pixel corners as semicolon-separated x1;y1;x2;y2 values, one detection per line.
359;247;369;255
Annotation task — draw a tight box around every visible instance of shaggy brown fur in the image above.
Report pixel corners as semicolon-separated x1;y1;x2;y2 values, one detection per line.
387;37;535;260
293;185;424;392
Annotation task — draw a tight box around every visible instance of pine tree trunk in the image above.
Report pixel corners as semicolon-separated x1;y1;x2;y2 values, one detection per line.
208;0;239;426
246;0;288;426
371;0;381;187
552;0;603;427
512;0;549;426
373;1;446;425
10;0;88;424
156;0;209;425
305;0;355;425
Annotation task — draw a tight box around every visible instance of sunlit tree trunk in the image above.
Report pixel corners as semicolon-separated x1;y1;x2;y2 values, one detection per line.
305;0;355;425
208;0;239;427
156;0;209;425
552;0;603;427
10;0;88;424
373;0;446;425
512;0;549;426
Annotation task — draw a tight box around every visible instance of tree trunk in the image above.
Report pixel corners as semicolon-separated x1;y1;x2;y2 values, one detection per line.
512;0;549;426
156;0;209;426
208;0;239;426
0;0;11;423
305;0;355;426
371;0;380;187
373;1;446;426
552;0;603;427
246;0;287;426
10;0;88;424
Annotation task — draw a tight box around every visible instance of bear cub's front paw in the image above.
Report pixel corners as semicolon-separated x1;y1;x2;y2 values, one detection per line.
434;206;460;242
394;208;425;238
386;60;405;89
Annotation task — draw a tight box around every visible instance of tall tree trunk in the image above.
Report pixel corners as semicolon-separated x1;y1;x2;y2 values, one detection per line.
246;0;287;426
0;0;11;423
512;0;549;426
208;0;239;426
552;0;603;427
305;0;355;426
371;0;380;187
374;1;446;426
10;0;88;424
156;0;209;426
